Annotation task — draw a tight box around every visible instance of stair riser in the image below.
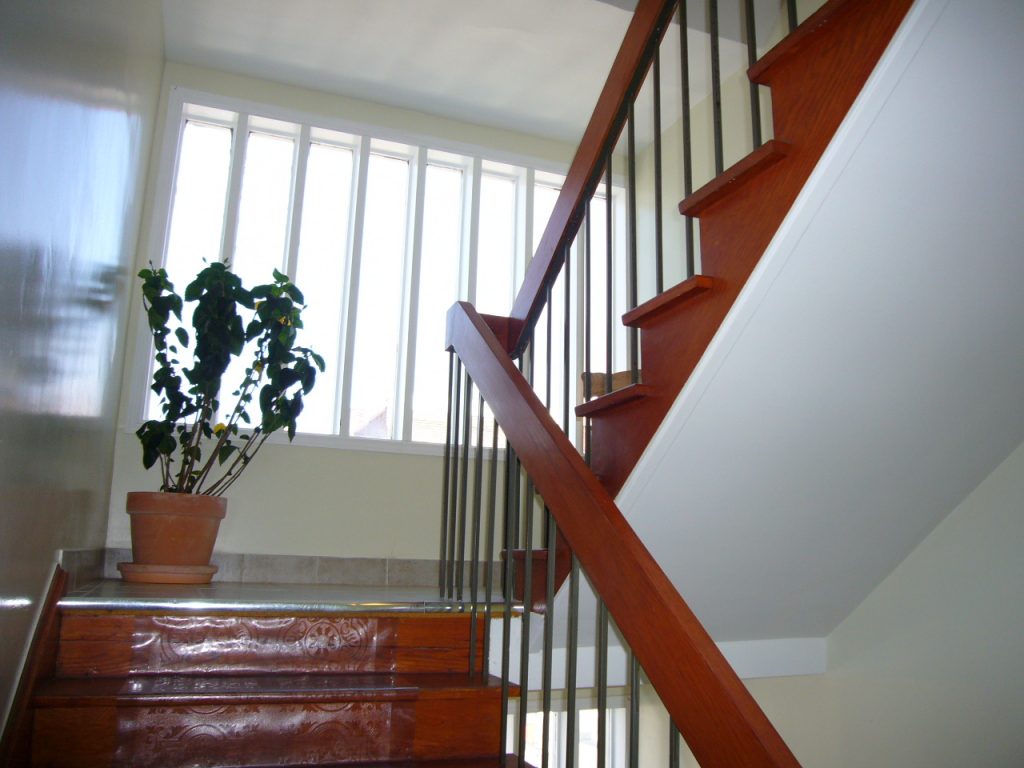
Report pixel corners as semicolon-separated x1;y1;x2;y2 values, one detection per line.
33;695;500;767
57;613;484;677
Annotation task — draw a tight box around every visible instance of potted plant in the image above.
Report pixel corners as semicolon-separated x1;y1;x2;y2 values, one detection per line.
120;262;324;584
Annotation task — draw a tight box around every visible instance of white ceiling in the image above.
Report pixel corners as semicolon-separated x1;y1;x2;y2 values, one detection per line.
160;0;754;144
619;0;1024;642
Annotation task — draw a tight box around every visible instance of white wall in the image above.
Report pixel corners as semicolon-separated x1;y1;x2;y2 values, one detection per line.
106;61;574;560
748;437;1024;767
0;0;163;722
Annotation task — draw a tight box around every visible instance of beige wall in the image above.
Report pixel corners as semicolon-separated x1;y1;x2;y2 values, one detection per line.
107;435;446;560
0;0;163;721
750;437;1024;766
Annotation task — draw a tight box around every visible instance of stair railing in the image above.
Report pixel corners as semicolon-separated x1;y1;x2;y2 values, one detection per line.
437;1;821;765
442;302;800;766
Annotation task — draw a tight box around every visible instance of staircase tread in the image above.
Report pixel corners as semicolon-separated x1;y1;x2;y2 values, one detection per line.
34;672;504;707
749;0;856;83
623;275;714;328
679;140;791;217
575;383;653;417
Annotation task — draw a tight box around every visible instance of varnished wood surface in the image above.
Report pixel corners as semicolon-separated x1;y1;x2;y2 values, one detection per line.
748;0;856;83
621;274;714;328
575;383;654;418
678;140;790;216
57;611;485;676
447;301;800;767
0;566;66;768
589;0;915;495
508;0;678;354
579;370;640;400
33;604;505;767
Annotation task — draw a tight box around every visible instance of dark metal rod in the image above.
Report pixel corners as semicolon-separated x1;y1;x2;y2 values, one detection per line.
626;103;639;383
584;202;592;402
456;373;473;600
653;45;665;295
545;283;553;412
563;245;572;437
604;158;614;396
439;352;455;594
517;463;534;766
787;0;799;33
679;0;695;278
565;554;580;768
628;651;640;768
744;0;763;148
468;393;485;674
482;416;499;680
500;447;516;757
709;0;724;175
669;721;681;768
446;358;463;598
541;511;557;768
597;598;609;768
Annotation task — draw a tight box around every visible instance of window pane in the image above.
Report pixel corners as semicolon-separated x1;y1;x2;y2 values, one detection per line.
350;152;410;438
148;120;231;419
218;130;295;426
475;173;516;316
232;131;294;284
164;120;232;291
411;163;463;442
533;183;561;254
294;142;354;434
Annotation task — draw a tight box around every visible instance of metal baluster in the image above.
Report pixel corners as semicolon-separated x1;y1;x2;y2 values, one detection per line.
743;0;763;148
541;512;557;768
482;416;499;680
565;554;580;768
563;245;572;437
518;466;535;766
456;373;473;600
679;0;696;278
446;359;463;598
469;393;485;674
439;352;455;594
628;652;640;768
709;0;724;175
604;158;613;397
500;446;516;757
596;599;609;768
653;45;665;295
669;721;681;768
787;0;798;32
626;103;640;383
584;203;594;465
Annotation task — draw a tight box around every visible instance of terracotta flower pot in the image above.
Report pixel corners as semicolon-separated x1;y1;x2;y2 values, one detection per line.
118;492;227;584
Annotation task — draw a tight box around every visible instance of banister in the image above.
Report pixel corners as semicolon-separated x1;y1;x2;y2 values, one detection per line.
446;300;800;768
507;0;678;357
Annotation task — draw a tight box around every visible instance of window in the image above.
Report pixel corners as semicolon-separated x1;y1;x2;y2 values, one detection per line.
142;91;622;449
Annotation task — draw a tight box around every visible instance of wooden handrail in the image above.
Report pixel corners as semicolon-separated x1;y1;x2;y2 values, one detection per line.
507;0;678;357
447;301;800;768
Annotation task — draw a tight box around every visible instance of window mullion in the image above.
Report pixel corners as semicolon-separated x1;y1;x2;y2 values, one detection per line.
398;147;428;442
284;124;311;278
464;157;482;304
338;137;371;437
219;112;249;266
519;167;535;296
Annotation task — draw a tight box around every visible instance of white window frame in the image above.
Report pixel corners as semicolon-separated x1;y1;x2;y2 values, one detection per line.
126;85;594;457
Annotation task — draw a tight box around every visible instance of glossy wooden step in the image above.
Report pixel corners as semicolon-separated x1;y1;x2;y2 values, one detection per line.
622;275;714;328
678;140;791;217
32;673;503;767
748;0;857;83
57;610;485;677
575;383;653;418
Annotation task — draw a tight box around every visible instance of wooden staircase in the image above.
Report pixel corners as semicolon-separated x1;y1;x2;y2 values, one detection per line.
508;0;915;611
19;582;517;767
